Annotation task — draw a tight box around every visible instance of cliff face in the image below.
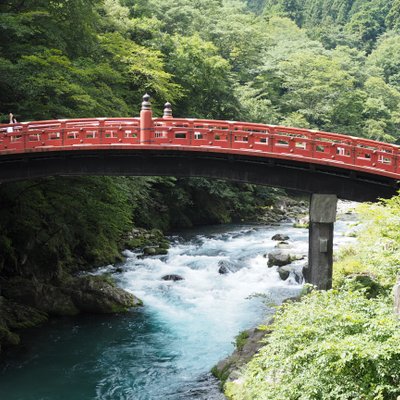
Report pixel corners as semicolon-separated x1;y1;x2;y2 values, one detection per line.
0;275;143;355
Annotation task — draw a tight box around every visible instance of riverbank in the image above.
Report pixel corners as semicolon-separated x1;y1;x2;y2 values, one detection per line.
219;199;400;400
0;228;169;356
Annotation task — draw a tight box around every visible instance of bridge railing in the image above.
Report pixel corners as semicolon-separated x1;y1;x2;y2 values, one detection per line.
150;117;399;177
0;100;399;179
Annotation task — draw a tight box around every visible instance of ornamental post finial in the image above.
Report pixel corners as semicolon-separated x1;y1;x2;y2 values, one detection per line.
141;93;151;111
163;102;173;118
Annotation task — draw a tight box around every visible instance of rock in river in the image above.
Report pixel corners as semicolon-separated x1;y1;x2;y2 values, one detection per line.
271;233;289;241
266;250;294;267
162;274;184;281
218;260;240;274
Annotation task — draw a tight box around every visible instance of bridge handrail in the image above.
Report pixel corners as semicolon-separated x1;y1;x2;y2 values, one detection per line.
0;117;399;179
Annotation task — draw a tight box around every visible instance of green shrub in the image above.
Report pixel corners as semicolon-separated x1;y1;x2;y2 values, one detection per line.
234;330;250;351
228;290;400;399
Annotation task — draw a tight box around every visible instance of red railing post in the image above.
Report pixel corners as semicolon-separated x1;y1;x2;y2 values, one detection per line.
60;121;66;147
98;119;105;145
268;127;275;152
22;123;28;151
228;123;234;149
394;152;399;174
140;93;153;144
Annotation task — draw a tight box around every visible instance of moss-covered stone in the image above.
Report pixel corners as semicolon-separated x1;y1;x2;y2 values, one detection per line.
124;227;170;255
0;296;48;354
0;325;20;346
64;275;142;313
235;330;250;351
1;277;79;316
211;362;233;388
212;323;273;390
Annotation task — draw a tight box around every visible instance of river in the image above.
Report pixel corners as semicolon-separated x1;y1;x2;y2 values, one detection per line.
0;202;357;400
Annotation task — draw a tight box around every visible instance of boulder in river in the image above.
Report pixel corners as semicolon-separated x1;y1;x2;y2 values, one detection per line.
1;275;142;316
1;276;79;316
218;260;240;274
267;250;294;267
143;247;157;256
271;233;289;241
277;265;291;280
66;275;143;313
277;264;304;283
212;321;274;387
162;274;184;282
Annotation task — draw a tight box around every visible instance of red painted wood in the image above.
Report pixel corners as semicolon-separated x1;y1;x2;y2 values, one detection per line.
1;117;399;179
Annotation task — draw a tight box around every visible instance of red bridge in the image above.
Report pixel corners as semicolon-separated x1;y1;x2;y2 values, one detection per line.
0;95;399;202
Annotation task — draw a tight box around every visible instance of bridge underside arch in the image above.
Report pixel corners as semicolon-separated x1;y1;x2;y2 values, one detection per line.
0;149;397;202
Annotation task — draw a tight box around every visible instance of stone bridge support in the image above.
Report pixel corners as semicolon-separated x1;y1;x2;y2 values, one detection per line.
304;194;338;290
394;278;400;316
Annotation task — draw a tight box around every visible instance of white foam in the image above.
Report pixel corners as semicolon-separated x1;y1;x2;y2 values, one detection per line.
116;201;358;369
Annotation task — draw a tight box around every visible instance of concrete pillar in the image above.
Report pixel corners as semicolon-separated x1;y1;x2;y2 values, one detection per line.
394;278;400;316
304;194;338;290
140;93;153;144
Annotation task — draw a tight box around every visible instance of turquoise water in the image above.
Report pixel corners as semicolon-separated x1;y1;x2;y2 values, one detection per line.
0;211;356;399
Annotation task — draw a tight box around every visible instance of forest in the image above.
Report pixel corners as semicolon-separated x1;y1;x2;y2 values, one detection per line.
1;0;400;141
1;0;400;398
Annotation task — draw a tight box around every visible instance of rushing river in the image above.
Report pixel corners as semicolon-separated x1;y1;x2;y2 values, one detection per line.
0;202;357;400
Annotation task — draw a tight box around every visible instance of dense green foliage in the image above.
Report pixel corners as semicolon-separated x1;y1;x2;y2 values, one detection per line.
225;198;400;399
335;195;400;286
1;0;400;141
227;290;400;399
0;177;132;277
0;176;279;278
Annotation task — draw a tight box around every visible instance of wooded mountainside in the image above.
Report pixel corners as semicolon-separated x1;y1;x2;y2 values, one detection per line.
1;0;400;141
1;0;400;276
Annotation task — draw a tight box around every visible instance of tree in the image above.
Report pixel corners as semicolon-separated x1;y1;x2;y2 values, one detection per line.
367;33;400;90
164;34;238;118
345;1;391;53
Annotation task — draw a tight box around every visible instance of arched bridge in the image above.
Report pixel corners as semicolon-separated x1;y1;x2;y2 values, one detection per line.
1;95;399;202
2;94;400;290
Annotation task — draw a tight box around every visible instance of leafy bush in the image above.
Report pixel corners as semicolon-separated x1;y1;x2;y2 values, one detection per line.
227;290;400;400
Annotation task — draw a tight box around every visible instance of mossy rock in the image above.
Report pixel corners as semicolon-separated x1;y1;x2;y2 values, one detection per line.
143;247;157;256
3;301;48;329
0;325;20;346
0;296;48;352
159;242;170;250
125;227;170;253
1;277;79;316
65;275;143;313
155;247;168;255
211;362;233;388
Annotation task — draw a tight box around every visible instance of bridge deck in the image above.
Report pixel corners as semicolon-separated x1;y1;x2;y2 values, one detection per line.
1;117;399;181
